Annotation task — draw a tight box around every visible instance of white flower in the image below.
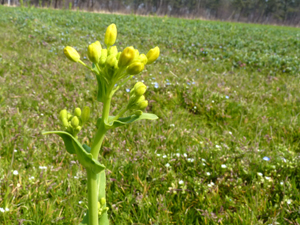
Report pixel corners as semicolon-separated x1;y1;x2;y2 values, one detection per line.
165;163;170;168
74;176;79;179
156;154;161;157
265;176;271;181
29;176;34;180
183;153;187;158
13;170;18;175
221;164;227;168
5;208;9;212
206;172;211;176
176;153;180;157
280;181;284;185
201;158;206;162
187;158;194;162
39;166;47;170
79;201;83;204
163;155;167;159
215;145;221;149
207;182;215;187
257;172;263;177
170;124;175;127
14;149;18;152
179;180;184;185
287;199;292;205
228;131;232;135
212;100;214;103
202;163;206;166
0;208;5;213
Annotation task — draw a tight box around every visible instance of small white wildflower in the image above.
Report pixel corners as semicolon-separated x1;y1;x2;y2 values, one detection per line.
257;172;263;177
74;176;79;179
40;113;44;116
13;170;18;175
265;176;271;181
29;176;34;180
14;149;17;153
126;149;129;152
176;153;180;157
39;166;47;170
221;164;227;169
201;158;206;162
79;201;83;204
212;100;214;103
5;208;9;212
156;154;161;157
280;181;284;185
287;199;292;205
215;145;221;149
202;163;206;166
187;158;194;162
183;153;187;158
228;131;232;135
163;155;167;159
170;124;175;127
179;180;184;185
165;163;170;168
0;208;5;213
199;141;203;145
206;172;211;176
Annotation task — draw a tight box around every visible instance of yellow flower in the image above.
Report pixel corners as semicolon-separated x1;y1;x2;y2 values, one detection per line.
127;62;144;75
146;46;160;64
64;46;80;62
88;41;102;64
118;46;136;67
104;24;117;47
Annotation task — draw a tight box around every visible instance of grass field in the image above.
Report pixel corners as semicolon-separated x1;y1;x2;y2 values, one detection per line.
1;5;300;224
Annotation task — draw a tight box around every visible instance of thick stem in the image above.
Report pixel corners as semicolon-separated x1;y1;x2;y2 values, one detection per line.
87;169;98;225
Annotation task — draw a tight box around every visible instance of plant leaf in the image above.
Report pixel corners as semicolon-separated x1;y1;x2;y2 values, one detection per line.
97;113;158;129
79;210;89;225
42;131;105;174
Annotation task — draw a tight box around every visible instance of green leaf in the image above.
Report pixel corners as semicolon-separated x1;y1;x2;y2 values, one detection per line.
42;131;105;174
97;113;158;129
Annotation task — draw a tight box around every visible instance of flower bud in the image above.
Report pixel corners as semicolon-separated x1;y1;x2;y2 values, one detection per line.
138;54;148;64
136;95;145;104
134;82;147;96
118;46;136;67
138;100;148;110
62;118;69;127
87;41;102;64
71;116;80;128
108;46;118;56
64;46;80;62
106;55;117;68
104;24;117;47
135;110;143;116
99;49;107;66
67;113;72;121
81;106;90;124
146;46;160;64
75;126;82;133
116;52;121;60
59;109;68;121
100;197;106;206
74;107;81;117
127;62;144;75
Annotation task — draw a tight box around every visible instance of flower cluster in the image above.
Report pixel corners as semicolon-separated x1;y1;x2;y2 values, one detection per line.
63;24;160;101
59;106;90;138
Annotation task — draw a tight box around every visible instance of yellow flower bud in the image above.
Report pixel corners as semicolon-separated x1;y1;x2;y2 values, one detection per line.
74;126;82;133
64;46;80;62
108;46;118;56
62;118;69;127
146;46;160;64
59;109;68;121
67;113;72;121
71;116;80;128
74;107;81;117
138;54;148;64
136;95;145;104
100;197;106;206
106;55;117;68
88;41;102;64
104;24;117;47
118;46;136;68
116;52;121;60
138;100;148;110
99;49;107;66
81;106;90;124
127;62;144;75
134;82;147;96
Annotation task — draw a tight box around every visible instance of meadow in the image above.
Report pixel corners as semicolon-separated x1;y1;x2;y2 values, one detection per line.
1;5;300;224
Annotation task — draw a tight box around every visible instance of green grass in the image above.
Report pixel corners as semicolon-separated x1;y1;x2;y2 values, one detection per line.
1;5;300;224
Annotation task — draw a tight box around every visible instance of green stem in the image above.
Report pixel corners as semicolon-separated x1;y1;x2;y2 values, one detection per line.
87;169;98;225
111;107;127;121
